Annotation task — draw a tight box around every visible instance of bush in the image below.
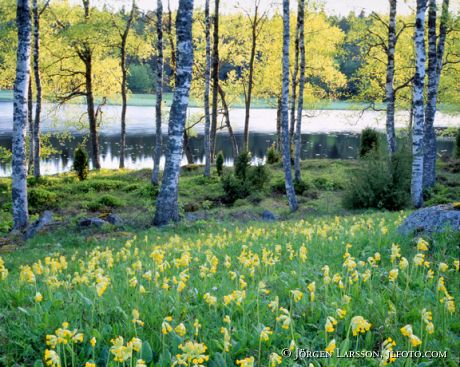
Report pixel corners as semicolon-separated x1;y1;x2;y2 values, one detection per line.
247;165;270;191
28;188;57;213
87;194;125;211
73;146;89;181
343;150;411;210
235;151;251;180
456;128;460;158
359;128;380;158
266;144;281;164
216;152;224;177
221;174;250;204
294;179;311;195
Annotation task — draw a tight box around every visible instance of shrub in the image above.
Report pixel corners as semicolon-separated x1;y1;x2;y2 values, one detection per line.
359;128;380;158
456;128;460;158
343;150;411;210
216;152;224;177
73;146;89;181
221;173;250;204
247;165;270;191
294;179;311;195
28;188;57;213
266;144;281;164
88;195;124;210
235;151;251;180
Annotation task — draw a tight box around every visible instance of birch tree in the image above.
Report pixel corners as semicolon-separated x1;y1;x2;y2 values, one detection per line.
281;0;298;212
118;0;136;169
290;1;301;142
12;0;31;230
152;0;164;184
385;0;397;155
423;0;449;189
210;0;219;161
154;0;194;226
203;0;212;177
411;0;427;208
294;0;305;182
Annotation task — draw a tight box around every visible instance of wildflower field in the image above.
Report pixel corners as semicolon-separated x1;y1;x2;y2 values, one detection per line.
0;212;458;366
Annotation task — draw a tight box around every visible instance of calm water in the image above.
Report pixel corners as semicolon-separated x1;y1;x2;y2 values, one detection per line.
0;102;458;176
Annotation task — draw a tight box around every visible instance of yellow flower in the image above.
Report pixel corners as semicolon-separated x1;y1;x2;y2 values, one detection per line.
336;308;346;319
129;337;142;352
175;323;187;337
260;326;272;342
268;296;279;313
413;253;424;267
223;315;231;324
0;256;8;280
35;292;43;303
426;269;434;279
162;317;173;335
291;289;303;302
110;336;132;362
325;339;336;354
276;308;291;329
390;243;401;263
136;360;147;367
44;349;61;367
203;293;217;306
439;262;448;272
350;316;371;336
426;322;434;334
409;334;422;347
325;316;338;333
194;319;201;337
236;356;254;367
388;269;398;282
220;327;231;352
85;362;96;367
454;260;459;271
175;341;209;367
269;353;282;367
132;309;144;327
380;338;397;366
399;257;409;270
19;265;36;283
400;324;413;337
417;238;429;252
90;337;96;347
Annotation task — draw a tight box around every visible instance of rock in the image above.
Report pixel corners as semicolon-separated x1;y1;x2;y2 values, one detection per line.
78;217;107;228
25;211;53;239
261;210;277;222
398;204;460;235
105;214;123;226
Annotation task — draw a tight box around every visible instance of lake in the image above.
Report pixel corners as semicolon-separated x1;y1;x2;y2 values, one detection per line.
0;101;458;176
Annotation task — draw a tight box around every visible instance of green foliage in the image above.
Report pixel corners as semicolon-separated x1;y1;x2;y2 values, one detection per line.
343;150;411;210
266;144;281;164
88;194;125;211
234;151;251;180
359;128;380;158
28;188;58;213
216;152;224;177
127;64;155;93
272;178;311;196
456;128;460;158
247;165;270;191
73;146;89;181
221;173;250;204
0;146;12;164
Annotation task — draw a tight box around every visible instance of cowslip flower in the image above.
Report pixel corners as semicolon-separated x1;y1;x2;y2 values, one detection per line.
276;308;291;330
417;238;429;252
439;263;448;272
388;269;398;282
350;316;371;336
325;316;338;333
203;293;217;306
260;326;272;342
325;339;336;355
175;323;187;337
35;292;43;303
220;327;231;352
44;349;61;367
90;337;96;347
399;257;409;270
236;357;254;367
291;289;303;303
175;341;209;367
162;317;173;335
400;325;413;337
269;353;282;367
336;308;346;319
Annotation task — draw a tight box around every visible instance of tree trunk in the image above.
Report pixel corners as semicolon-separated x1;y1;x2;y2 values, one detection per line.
294;0;305;182
218;84;239;161
423;0;449;189
290;4;300;143
276;95;281;151
154;0;194;226
203;0;211;176
32;0;42;179
152;0;164;184
27;79;34;174
210;0;220;162
119;1;135;169
183;129;194;164
243;3;259;152
411;0;427;208
281;0;298;212
167;0;176;71
385;0;397;155
12;0;32;230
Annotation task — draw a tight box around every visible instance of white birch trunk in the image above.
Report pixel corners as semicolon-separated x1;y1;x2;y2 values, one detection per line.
152;0;164;184
153;0;194;225
12;0;32;230
204;0;212;177
282;0;298;211
411;0;427;208
385;0;397;155
294;0;305;182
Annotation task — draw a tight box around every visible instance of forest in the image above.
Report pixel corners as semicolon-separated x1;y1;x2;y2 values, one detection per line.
0;0;459;366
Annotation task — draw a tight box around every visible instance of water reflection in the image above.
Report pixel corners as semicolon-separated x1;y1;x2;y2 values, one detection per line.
0;132;455;177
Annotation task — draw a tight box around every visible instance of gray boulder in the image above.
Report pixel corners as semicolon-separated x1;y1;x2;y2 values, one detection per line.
78;217;107;228
25;211;53;239
261;210;277;222
398;204;460;235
